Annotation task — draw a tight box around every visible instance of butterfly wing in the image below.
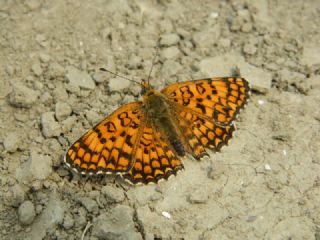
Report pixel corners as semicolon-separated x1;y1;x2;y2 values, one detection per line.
64;102;143;174
123;122;183;184
161;77;249;156
161;77;250;126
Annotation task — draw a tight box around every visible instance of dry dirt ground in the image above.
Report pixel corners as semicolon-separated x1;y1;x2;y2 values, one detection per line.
1;0;320;239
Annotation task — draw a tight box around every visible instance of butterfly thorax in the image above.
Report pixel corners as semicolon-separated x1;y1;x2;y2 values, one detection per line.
143;89;186;156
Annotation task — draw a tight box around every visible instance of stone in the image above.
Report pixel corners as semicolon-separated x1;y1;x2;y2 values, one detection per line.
78;197;99;214
199;53;272;94
159;19;174;33
92;205;142;240
31;63;43;76
48;62;65;78
136;206;173;239
74;207;87;228
18;201;36;225
8;184;25;207
66;66;95;90
41;112;61;138
241;22;253;33
243;43;257;55
127;186;162;206
55;102;72;121
101;185;125;203
39;53;51;63
127;54;142;69
3;132;20;152
52;84;68;102
61;116;77;133
63;213;74;230
219;38;231;49
192;27;219;50
108;77;131;92
160;33;180;46
85;109;101;125
161;46;180;60
161;60;182;78
16;151;52;182
6;65;14;76
9;83;39;108
29;151;52;180
92;72;104;83
188;188;209;204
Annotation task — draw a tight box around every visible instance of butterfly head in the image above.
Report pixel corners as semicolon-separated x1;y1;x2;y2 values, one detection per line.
140;79;153;95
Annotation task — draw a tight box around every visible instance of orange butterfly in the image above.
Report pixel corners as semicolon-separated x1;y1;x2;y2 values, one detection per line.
64;71;250;184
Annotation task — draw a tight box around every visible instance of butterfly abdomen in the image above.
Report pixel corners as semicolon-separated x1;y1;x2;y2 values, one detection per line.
145;91;186;157
170;139;185;156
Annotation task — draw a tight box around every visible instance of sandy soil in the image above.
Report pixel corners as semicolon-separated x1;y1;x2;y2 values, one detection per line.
1;0;320;239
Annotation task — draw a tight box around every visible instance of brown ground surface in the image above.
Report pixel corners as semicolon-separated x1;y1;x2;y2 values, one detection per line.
0;1;320;239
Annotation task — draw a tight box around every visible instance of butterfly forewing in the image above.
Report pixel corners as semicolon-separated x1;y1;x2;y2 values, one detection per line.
161;77;250;126
65;102;143;174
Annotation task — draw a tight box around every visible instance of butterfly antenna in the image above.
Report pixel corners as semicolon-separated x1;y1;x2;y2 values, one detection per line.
99;67;143;87
147;40;160;85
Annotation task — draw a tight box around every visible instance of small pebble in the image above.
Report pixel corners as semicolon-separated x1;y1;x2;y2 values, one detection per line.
92;205;140;239
162;211;171;219
188;188;209;204
161;46;180;60
9;84;39;108
66;66;95;90
63;213;74;230
31;63;43;76
48;62;65;78
159;19;173;33
9;184;25;207
3;132;20;152
55;102;72;121
108;77;131;92
160;33;180;46
41;112;61;138
127;54;142;69
6;65;14;76
92;72;104;83
28;151;52;180
243;43;257;55
101;186;125;203
241;22;253;33
78;197;99;214
219;38;231;48
264;164;272;171
210;11;219;19
39;53;51;63
18;201;36;225
161;60;182;78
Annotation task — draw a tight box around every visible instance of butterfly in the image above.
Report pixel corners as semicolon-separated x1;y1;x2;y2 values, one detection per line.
64;71;250;184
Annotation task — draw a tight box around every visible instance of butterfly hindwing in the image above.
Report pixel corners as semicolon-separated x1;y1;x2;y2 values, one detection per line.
123;123;183;184
178;110;236;151
65;102;142;174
